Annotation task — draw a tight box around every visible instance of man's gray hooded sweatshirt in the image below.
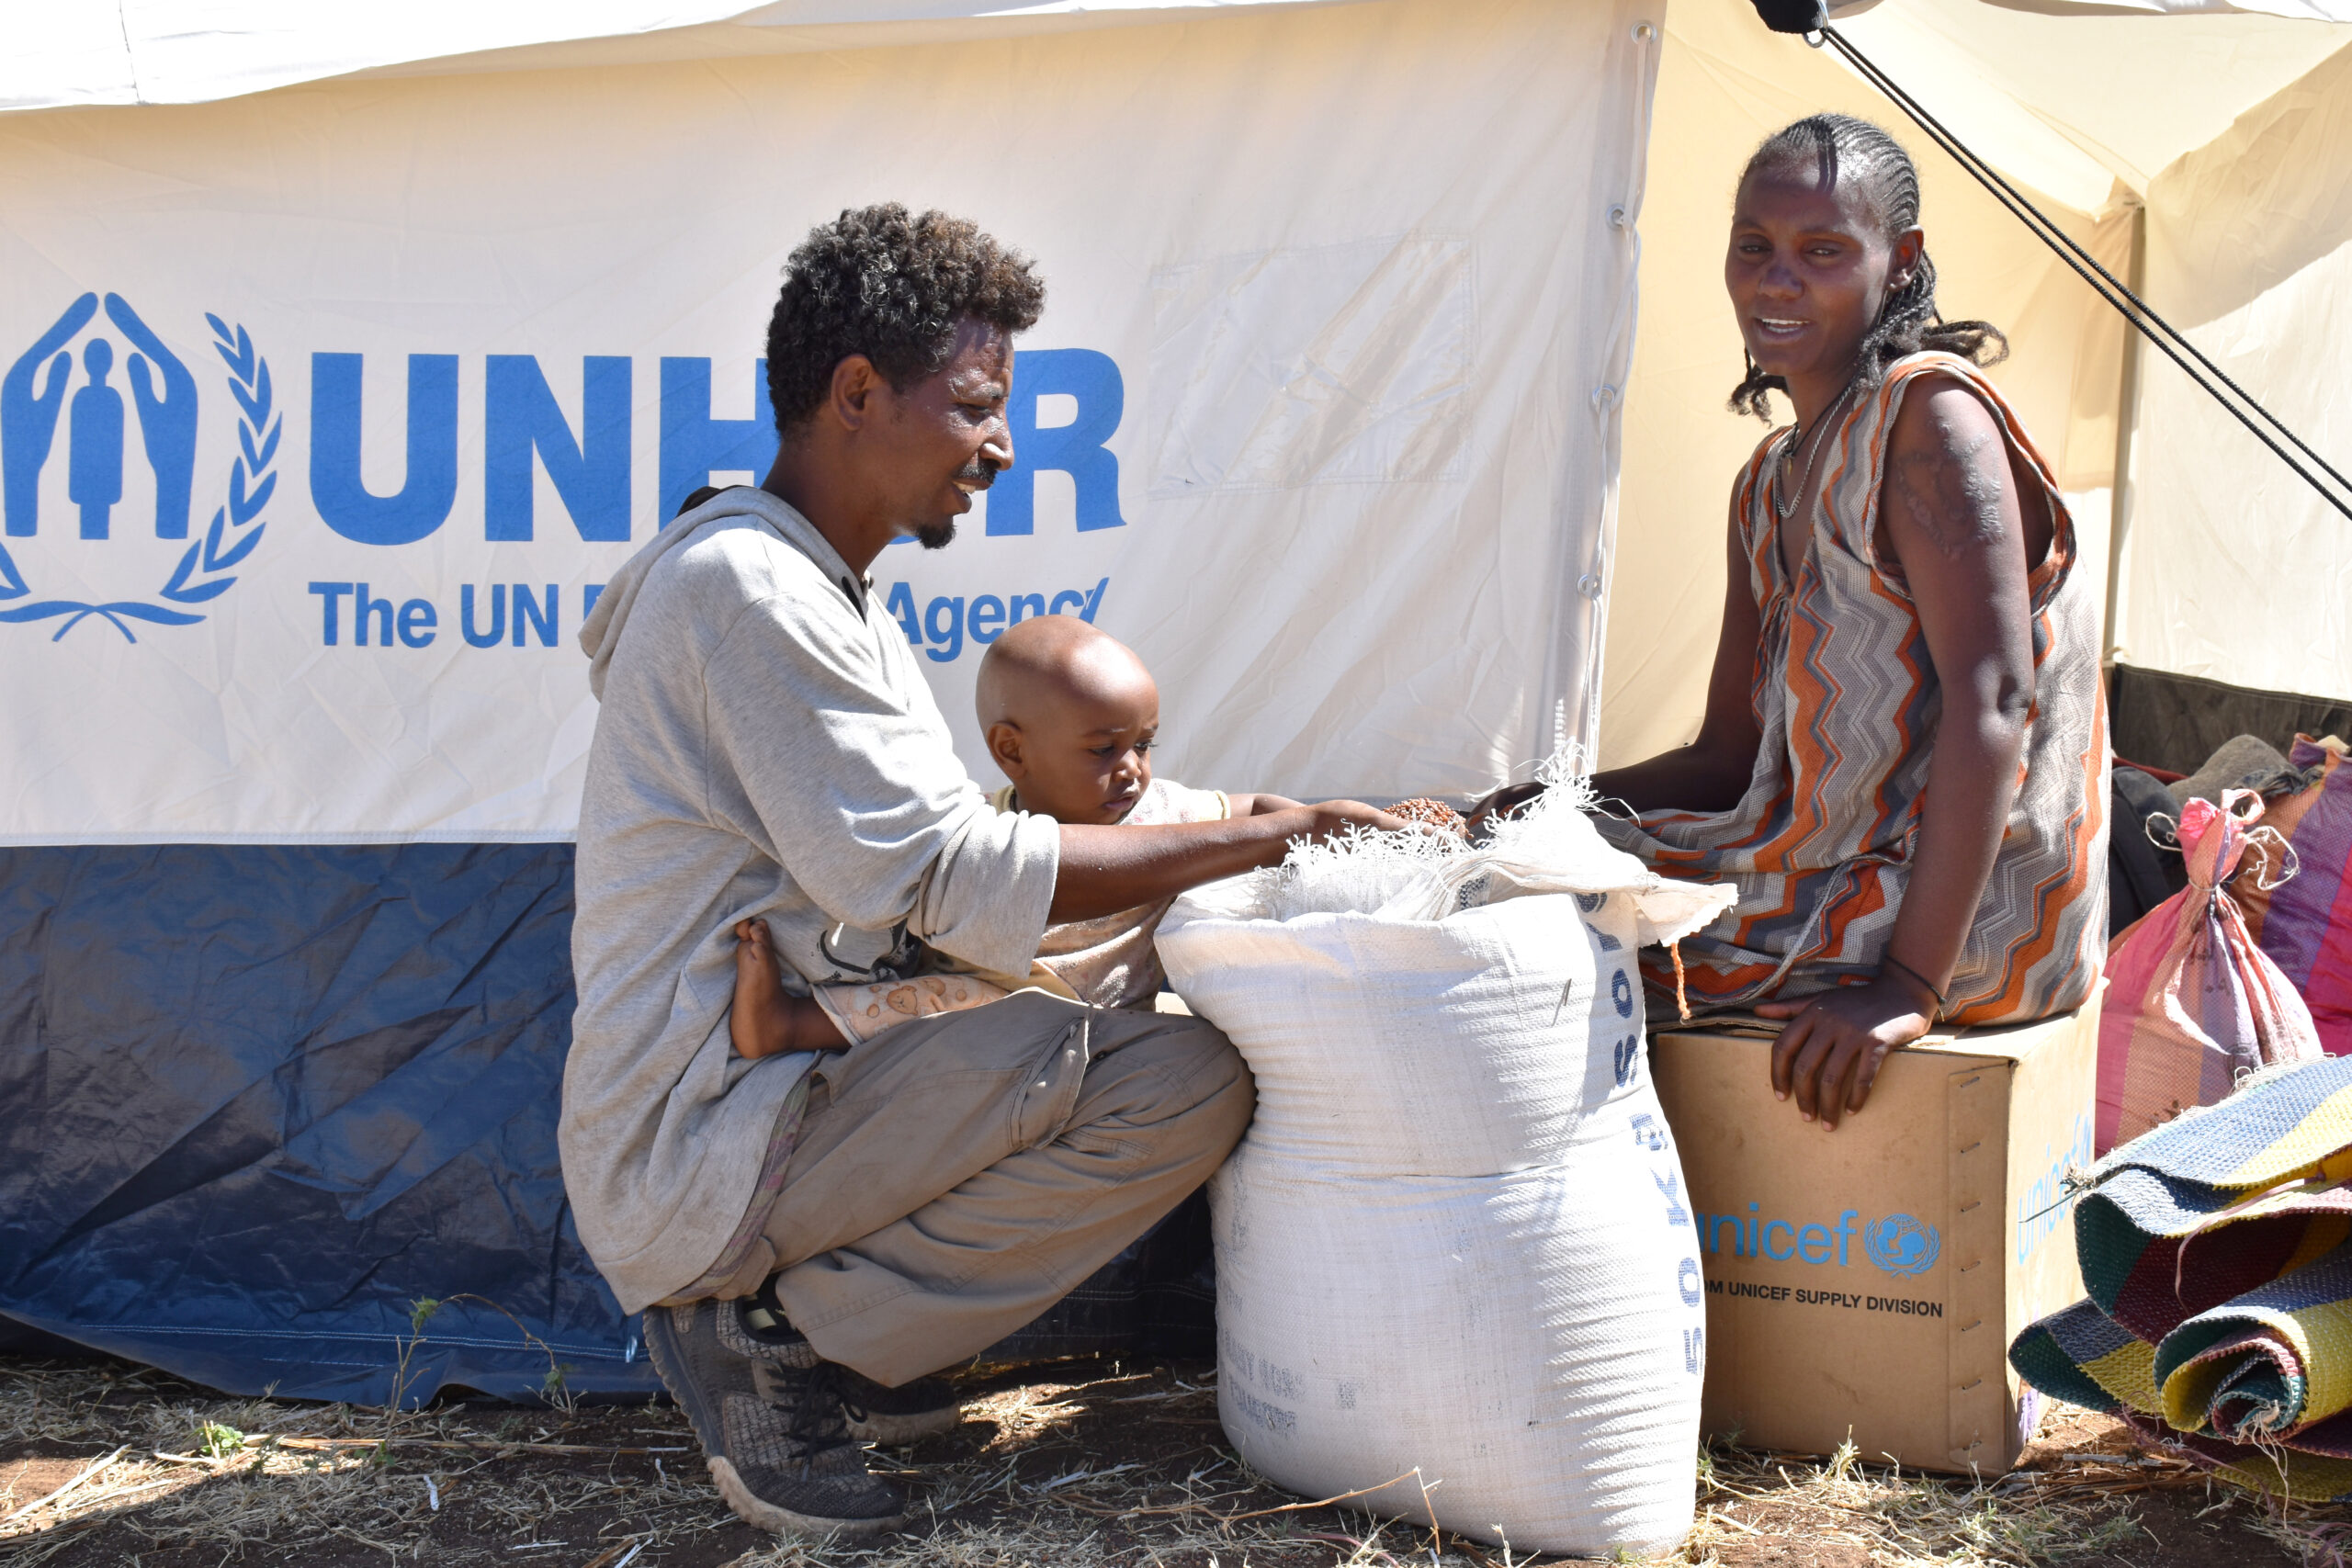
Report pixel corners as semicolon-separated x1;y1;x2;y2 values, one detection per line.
565;487;1057;1314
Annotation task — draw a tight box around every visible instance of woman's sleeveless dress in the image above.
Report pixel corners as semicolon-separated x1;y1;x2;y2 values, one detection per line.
1598;352;2109;1026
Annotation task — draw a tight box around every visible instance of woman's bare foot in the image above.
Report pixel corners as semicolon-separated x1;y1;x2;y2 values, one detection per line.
730;919;845;1057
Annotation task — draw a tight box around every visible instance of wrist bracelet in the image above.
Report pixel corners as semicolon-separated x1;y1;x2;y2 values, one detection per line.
1882;953;1948;1020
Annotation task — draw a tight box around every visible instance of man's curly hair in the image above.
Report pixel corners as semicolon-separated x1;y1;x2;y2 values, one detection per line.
766;204;1046;436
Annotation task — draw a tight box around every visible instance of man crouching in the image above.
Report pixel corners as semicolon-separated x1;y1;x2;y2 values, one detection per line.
562;203;1404;1538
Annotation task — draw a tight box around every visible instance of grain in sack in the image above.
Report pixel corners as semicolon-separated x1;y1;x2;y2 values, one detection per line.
1157;787;1736;1557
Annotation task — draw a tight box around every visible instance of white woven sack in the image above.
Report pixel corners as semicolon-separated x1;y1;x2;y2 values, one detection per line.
1159;818;1727;1557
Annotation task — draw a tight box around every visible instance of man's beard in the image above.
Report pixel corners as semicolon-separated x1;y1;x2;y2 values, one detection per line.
914;457;998;550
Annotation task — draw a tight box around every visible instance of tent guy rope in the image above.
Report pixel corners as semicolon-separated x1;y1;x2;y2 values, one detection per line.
1752;0;2352;524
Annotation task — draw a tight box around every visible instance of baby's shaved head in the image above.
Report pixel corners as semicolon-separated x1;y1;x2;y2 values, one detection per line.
977;615;1155;730
978;616;1162;824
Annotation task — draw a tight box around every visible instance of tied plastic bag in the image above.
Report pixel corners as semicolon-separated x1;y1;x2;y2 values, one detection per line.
1157;785;1735;1557
2097;788;2323;1155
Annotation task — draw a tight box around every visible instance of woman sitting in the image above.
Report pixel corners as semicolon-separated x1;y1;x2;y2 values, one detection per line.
1586;113;2108;1128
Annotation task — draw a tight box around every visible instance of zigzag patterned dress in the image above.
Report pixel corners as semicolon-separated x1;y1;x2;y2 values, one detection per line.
1599;352;2109;1025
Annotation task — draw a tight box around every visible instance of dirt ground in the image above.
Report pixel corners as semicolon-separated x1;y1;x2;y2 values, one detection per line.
2;1352;2343;1568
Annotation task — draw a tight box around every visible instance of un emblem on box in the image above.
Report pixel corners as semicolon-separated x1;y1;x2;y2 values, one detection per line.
1864;1213;1942;1280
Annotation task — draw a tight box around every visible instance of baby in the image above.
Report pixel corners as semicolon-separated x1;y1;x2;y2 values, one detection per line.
730;615;1299;1055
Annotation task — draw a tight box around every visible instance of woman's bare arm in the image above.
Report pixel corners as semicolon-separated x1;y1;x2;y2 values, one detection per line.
1768;376;2040;1126
1588;497;1768;814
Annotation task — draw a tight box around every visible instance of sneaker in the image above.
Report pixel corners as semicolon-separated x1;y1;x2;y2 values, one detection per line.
642;1299;907;1539
741;1284;962;1444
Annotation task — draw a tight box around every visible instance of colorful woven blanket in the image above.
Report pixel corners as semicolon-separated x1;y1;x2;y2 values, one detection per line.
2013;1058;2352;1500
2012;1297;2352;1501
2154;1241;2352;1452
2075;1055;2352;1337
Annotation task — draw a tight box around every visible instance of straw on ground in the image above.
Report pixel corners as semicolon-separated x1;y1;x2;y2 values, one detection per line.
0;1354;2335;1566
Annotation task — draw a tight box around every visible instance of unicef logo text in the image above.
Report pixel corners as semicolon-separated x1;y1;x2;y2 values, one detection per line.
1696;1201;1943;1280
1;294;274;640
1861;1213;1942;1280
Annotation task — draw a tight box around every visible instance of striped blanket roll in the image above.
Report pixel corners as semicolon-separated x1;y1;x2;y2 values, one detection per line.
2154;1241;2352;1453
2010;1297;2161;1414
2078;1167;2352;1344
2012;1298;2352;1502
2076;1057;2352;1337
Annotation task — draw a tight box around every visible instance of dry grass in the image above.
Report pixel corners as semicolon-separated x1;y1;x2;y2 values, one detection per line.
0;1357;729;1567
1687;1434;2158;1566
0;1353;2336;1568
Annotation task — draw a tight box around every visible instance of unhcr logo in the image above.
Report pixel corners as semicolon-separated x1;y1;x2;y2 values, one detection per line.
1;294;274;640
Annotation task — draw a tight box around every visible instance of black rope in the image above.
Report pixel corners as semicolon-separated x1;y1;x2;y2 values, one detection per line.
1804;21;2352;523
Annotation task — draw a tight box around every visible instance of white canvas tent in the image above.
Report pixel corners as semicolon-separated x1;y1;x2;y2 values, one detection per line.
0;0;1665;1405
5;0;2352;1422
1610;0;2352;773
0;0;1657;837
9;0;2351;825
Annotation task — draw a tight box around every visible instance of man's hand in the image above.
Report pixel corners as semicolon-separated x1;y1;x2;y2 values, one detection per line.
1295;799;1414;840
1225;792;1302;818
1051;799;1414;920
1758;975;1935;1129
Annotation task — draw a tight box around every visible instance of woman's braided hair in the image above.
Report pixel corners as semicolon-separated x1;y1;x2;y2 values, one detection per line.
1728;113;2007;421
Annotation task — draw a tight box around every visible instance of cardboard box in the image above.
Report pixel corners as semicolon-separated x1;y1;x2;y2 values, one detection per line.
1651;994;2100;1475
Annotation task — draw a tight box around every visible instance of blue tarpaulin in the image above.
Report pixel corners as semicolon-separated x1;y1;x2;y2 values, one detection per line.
0;841;1214;1405
0;842;659;1406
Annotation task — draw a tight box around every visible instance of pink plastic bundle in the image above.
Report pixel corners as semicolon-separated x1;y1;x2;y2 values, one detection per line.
2096;788;2324;1155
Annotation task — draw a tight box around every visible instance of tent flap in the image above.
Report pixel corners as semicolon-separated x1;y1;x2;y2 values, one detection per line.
1;0;1358;114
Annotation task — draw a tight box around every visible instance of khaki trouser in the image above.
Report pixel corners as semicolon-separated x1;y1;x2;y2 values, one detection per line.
749;991;1251;1387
